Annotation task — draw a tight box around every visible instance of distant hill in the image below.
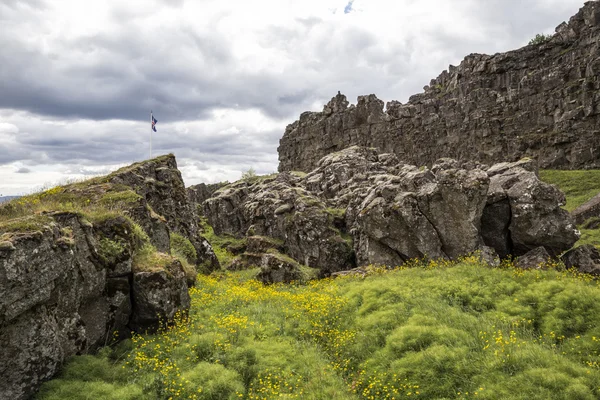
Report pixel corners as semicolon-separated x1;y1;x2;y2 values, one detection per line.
0;196;19;204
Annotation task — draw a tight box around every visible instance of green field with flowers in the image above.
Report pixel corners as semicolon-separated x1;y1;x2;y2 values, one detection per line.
33;170;600;399
36;256;600;400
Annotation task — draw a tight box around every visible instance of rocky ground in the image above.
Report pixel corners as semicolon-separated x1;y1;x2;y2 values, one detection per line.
196;146;581;281
0;154;218;400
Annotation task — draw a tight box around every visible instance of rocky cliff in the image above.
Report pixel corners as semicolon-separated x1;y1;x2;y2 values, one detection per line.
0;154;217;400
278;1;600;173
201;146;579;278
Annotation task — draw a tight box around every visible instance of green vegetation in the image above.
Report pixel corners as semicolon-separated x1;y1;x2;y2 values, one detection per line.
199;217;246;267
171;232;198;265
0;214;52;237
98;237;128;265
540;169;600;212
37;257;600;400
133;242;175;273
241;168;258;183
528;33;552;46
540;169;600;249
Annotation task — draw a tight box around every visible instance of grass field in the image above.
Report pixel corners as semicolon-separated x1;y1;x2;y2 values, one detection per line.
37;257;600;400
31;168;600;399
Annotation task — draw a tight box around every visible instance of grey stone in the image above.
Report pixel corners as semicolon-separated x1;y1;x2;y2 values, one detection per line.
516;246;552;269
278;2;600;173
256;253;304;284
561;244;600;275
571;192;600;225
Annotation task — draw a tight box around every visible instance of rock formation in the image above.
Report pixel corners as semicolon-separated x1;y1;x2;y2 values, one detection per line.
200;147;579;276
572;192;600;225
561;244;600;274
278;1;600;173
0;154;217;400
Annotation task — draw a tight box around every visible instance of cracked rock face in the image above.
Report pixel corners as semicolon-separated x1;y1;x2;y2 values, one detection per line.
199;146;579;272
278;2;600;173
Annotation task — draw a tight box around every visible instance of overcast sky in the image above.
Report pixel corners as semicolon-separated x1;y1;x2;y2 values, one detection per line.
0;0;587;195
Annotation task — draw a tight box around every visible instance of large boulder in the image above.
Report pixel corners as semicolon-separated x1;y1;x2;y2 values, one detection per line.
353;161;489;265
515;247;552;269
256;253;306;284
561;244;600;275
204;173;354;275
482;160;579;257
130;259;191;333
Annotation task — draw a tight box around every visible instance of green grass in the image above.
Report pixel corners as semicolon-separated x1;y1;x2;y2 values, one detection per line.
199;216;246;267
539;170;600;212
37;257;600;400
540;169;600;249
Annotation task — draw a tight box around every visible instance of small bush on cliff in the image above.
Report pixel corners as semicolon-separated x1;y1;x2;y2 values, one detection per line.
241;167;258;183
528;33;552;45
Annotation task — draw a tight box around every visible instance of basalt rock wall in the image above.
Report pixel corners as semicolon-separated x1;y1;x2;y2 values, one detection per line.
0;155;217;400
278;1;600;173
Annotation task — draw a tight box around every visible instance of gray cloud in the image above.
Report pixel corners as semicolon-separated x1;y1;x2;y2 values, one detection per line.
15;167;31;173
0;0;589;194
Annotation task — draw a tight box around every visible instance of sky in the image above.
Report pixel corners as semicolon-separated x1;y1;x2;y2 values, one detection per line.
0;0;588;195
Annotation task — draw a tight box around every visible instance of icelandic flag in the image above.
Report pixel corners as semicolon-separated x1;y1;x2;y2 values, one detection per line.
151;114;158;132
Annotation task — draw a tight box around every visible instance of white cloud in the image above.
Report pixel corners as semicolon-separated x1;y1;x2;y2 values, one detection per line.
0;0;588;195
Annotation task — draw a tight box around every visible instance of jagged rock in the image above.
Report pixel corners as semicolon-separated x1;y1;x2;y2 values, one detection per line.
571;192;600;225
482;160;579;257
197;146;579;272
0;213;127;400
187;182;228;213
129;259;191;333
256;253;304;284
109;155;219;272
204;173;354;275
0;155;208;400
561;244;600;275
278;2;600;173
516;246;552;269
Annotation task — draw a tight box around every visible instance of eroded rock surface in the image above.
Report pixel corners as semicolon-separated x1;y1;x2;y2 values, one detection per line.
0;154;208;400
562;244;600;275
200;146;579;273
278;2;600;173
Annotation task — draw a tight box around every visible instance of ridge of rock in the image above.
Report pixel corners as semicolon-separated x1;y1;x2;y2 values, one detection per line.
278;1;600;172
0;154;217;400
198;146;579;276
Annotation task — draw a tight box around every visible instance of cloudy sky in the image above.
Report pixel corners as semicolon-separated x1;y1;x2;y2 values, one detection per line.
0;0;587;195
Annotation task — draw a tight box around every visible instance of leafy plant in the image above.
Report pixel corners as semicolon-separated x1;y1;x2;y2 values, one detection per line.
528;33;552;45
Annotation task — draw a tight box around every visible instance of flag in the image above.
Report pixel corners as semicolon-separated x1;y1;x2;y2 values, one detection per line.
151;114;158;132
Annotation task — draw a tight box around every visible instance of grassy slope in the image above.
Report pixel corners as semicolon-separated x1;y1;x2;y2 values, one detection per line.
540;169;600;249
30;168;600;399
37;258;600;400
539;170;600;212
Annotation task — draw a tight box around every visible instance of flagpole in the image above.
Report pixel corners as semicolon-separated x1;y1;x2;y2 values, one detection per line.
150;110;153;159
